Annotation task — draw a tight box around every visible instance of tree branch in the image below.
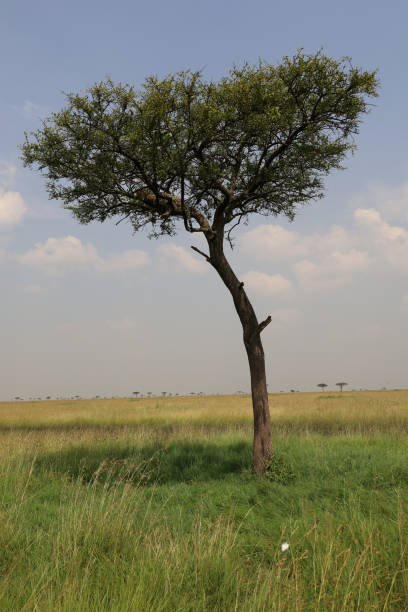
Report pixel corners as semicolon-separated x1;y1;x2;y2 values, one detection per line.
192;146;231;202
239;124;307;201
225;214;246;250
258;315;272;334
115;212;132;225
247;315;272;346
190;245;211;263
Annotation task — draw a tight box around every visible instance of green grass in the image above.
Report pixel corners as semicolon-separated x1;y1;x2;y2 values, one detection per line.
0;393;407;610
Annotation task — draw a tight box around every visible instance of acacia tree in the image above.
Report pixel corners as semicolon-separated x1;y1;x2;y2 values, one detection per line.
336;382;348;392
317;383;328;392
21;51;378;473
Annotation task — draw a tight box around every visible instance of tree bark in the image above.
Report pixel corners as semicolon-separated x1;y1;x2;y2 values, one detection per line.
205;231;272;473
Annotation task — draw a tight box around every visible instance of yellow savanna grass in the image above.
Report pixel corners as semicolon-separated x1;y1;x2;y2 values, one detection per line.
1;389;407;429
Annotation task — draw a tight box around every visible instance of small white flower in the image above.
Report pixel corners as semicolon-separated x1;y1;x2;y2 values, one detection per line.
281;542;289;552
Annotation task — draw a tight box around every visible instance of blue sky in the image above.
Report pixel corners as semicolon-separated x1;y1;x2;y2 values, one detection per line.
1;0;407;399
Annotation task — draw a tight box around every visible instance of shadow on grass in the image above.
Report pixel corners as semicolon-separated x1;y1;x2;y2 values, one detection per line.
33;440;253;486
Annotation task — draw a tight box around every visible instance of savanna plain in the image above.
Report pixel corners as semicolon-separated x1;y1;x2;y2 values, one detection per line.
0;390;407;611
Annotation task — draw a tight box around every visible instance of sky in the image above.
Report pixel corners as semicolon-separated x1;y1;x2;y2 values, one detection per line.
1;0;408;399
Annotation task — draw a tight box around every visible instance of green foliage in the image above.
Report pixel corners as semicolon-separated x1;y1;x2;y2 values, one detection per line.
21;50;379;241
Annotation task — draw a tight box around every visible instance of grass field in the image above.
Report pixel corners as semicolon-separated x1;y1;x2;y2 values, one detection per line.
0;391;407;610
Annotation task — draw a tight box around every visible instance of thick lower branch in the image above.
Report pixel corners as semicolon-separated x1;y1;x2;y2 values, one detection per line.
137;189;216;238
258;315;272;334
190;245;211;263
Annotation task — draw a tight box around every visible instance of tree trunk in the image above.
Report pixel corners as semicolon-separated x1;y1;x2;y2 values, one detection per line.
205;232;272;473
245;334;272;473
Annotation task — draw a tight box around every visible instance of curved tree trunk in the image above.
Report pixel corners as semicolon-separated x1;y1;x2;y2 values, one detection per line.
245;334;272;473
205;232;272;473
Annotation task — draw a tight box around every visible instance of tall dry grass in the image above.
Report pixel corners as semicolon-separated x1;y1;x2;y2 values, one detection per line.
1;389;408;433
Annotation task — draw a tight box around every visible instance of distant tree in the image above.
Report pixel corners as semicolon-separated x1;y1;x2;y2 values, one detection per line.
290;389;295;393
161;392;166;397
317;383;328;392
21;52;378;472
132;391;140;398
335;382;348;392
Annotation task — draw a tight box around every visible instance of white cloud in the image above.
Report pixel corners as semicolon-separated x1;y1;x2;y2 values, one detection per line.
0;190;27;227
0;162;17;188
241;224;306;259
18;236;99;273
293;249;372;289
158;244;208;274
241;270;292;295
17;235;149;275
241;223;353;261
352;183;408;224
240;196;408;292
354;208;408;272
354;208;408;241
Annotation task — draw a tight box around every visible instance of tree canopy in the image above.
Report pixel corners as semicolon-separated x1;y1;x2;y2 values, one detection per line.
22;50;378;246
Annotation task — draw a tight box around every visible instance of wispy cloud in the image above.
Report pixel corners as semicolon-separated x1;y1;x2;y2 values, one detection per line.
241;270;292;296
21;100;51;120
354;208;408;272
293;249;372;290
241;223;353;261
158;243;208;274
0;162;17;188
351;182;408;224
241;224;307;260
